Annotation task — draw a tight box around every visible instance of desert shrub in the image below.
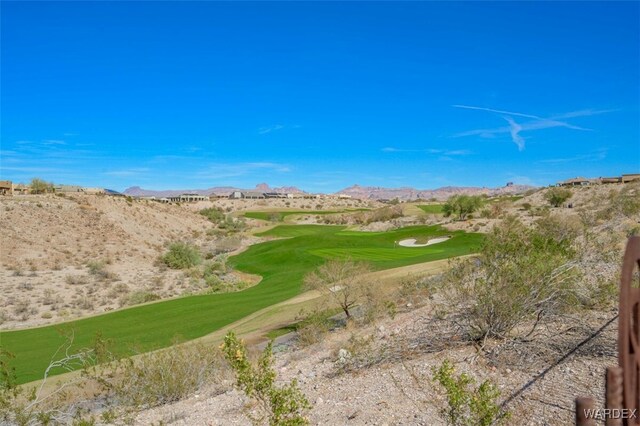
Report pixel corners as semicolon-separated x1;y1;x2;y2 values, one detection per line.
215;236;242;253
521;202;532;211
221;332;311;425
432;360;507;426
87;340;224;410
442;216;580;341
86;261;118;281
617;183;640;216
1;340;99;425
294;309;336;347
162;242;201;269
125;291;160;306
200;207;225;224
443;195;483;220
544;187;572;207
219;216;247;233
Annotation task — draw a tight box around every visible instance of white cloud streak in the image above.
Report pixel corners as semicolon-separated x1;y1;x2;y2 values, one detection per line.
453;105;612;150
382;147;471;156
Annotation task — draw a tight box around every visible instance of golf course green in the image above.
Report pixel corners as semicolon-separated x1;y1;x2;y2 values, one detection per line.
0;224;482;384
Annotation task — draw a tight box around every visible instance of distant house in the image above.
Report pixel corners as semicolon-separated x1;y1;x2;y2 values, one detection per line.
558;177;591;187
622;173;640;183
54;184;84;193
0;180;13;196
338;194;352;199
209;193;227;200
242;191;265;199
168;193;208;202
600;177;621;184
229;191;243;199
13;184;29;195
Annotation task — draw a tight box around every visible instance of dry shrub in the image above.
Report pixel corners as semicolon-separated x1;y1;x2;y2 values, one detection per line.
441;215;582;342
88;340;227;409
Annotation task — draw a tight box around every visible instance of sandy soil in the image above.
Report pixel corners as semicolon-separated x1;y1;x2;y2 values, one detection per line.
398;236;450;247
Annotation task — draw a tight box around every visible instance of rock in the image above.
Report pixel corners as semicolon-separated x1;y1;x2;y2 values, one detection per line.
338;348;352;364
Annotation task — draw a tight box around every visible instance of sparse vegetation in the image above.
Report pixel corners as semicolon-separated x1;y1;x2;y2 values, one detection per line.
162;242;202;269
221;332;311;425
432;359;507;426
443;195;484;220
544;187;573;207
441;215;581;341
304;259;372;319
29;178;54;194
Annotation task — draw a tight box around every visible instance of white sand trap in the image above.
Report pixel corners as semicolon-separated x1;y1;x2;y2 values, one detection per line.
398;236;451;247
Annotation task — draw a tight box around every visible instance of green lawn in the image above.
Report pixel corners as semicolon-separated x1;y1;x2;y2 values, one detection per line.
243;209;368;222
417;204;444;214
0;224;482;384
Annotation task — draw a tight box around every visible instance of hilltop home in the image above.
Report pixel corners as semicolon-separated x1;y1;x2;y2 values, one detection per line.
241;191;265;199
622;173;640;183
229;191;243;199
168;193;208;202
13;184;29;195
0;181;13;196
600;176;622;184
558;177;592;187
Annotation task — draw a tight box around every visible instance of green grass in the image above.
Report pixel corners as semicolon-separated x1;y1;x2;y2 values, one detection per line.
0;224;482;384
417;204;444;214
243;209;368;222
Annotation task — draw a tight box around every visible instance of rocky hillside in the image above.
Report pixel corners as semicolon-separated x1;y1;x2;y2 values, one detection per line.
123;183;306;197
336;183;536;201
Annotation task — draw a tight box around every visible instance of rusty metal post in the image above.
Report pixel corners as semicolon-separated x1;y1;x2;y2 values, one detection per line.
576;397;596;426
619;237;640;423
606;366;624;426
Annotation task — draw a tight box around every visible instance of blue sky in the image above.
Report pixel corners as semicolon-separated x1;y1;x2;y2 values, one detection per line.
1;1;638;192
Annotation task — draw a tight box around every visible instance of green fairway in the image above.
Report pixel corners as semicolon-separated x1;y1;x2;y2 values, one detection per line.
0;224;482;384
417;204;444;214
243;209;366;222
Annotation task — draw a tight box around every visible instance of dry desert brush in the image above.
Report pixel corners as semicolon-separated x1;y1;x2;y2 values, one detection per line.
221;332;311;426
441;215;581;342
303;259;373;320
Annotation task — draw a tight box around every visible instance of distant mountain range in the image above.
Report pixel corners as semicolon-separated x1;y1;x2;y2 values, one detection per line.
123;183;305;198
335;184;536;201
123;182;536;201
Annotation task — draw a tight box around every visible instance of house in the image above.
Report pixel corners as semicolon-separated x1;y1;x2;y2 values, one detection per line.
241;191;265;199
600;177;622;184
0;181;13;196
13;184;29;195
338;194;352;199
168;193;208;202
558;177;591;187
622;174;640;184
229;191;243;199
54;184;85;193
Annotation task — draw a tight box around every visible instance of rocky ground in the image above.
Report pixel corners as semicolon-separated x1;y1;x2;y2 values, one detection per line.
135;299;617;425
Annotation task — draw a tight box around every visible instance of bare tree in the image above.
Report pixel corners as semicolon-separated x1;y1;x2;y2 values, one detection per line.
304;259;372;319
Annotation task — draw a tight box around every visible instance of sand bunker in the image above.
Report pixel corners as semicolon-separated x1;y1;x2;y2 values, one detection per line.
397;236;450;247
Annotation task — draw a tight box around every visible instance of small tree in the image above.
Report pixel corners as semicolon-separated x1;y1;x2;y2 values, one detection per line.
443;195;483;220
303;260;372;319
29;178;53;194
544;187;572;207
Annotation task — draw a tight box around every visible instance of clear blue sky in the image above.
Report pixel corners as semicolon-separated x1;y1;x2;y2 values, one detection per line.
1;1;638;192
